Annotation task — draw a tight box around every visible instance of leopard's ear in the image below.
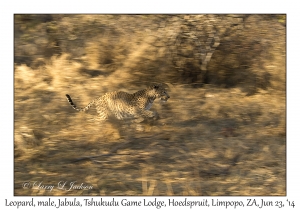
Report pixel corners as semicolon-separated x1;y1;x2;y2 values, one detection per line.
154;85;159;89
152;83;162;89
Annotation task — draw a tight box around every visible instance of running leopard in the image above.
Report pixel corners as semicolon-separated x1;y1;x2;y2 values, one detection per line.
66;83;170;122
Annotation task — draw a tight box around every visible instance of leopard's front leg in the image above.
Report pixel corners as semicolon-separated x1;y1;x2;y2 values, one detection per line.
141;110;158;119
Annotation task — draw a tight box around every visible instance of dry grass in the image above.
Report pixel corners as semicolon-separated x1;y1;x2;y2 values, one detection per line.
14;15;285;196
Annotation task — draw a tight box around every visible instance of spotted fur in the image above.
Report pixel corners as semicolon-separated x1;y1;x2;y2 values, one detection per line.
66;84;170;121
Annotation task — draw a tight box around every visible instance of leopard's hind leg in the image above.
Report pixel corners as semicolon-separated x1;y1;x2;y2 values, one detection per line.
95;106;109;121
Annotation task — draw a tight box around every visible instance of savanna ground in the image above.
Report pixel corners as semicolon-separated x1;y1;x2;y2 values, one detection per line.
14;15;286;196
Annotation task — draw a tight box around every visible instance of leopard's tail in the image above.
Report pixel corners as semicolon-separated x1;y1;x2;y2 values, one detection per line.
66;94;95;112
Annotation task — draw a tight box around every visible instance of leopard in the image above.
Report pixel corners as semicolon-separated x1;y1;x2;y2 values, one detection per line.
66;83;170;122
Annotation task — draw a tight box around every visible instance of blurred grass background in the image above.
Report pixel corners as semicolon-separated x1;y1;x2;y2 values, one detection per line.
14;14;285;196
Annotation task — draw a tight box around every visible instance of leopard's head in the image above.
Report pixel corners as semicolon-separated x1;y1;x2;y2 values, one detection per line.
152;83;170;102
